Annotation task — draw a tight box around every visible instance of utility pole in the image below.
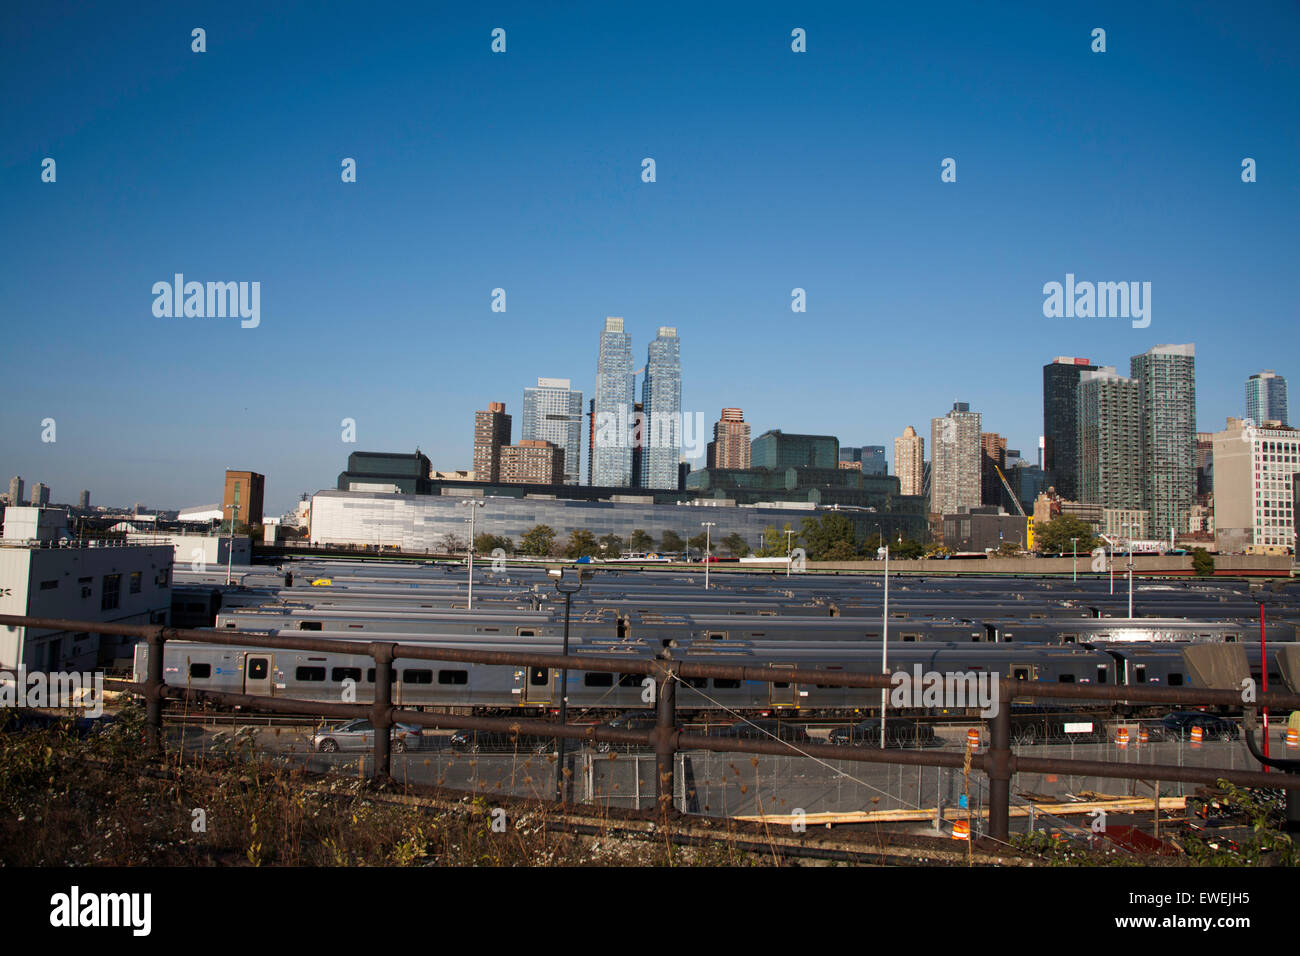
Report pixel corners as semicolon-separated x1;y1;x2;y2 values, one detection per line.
785;527;795;578
701;521;716;589
880;542;889;748
461;500;485;609
1071;537;1078;583
225;503;239;586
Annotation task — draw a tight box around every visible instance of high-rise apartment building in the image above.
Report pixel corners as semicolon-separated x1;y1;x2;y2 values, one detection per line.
29;482;50;507
222;470;265;527
1213;417;1300;552
499;440;565;485
929;403;982;515
7;476;23;507
1076;367;1144;514
1196;432;1214;501
521;378;583;485
592;317;634;487
1131;344;1196;538
640;327;681;490
707;408;751;469
894;427;924;496
1247;370;1288;428
979;432;1008;507
1043;356;1099;499
473;402;512;484
78;490;90;510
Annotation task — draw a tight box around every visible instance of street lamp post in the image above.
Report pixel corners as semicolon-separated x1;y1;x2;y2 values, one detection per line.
880;541;890;748
785;527;795;578
1071;537;1078;583
550;568;583;803
225;503;239;586
461;500;485;610
701;521;716;589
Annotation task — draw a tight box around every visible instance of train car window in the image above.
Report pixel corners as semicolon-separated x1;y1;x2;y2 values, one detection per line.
402;669;433;684
225;622;236;629
1057;674;1075;683
902;633;918;643
1063;635;1078;644
1012;667;1031;681
584;673;613;687
1134;665;1147;683
364;669;397;684
296;667;326;681
1167;673;1184;686
479;627;501;633
772;681;790;689
189;663;211;679
298;621;323;631
713;678;740;689
438;670;468;685
1225;635;1237;643
706;631;727;641
248;659;269;680
517;629;536;637
1096;667;1107;684
332;667;362;683
529;668;548;686
682;677;707;688
618;674;642;687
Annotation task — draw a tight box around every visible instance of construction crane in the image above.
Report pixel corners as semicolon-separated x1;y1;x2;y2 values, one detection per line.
993;464;1026;518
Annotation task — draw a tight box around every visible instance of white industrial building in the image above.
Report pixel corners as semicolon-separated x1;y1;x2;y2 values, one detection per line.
1213;417;1300;554
0;508;173;671
125;532;250;569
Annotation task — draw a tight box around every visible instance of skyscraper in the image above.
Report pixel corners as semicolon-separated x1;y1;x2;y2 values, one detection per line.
78;490;90;510
1076;367;1144;513
7;476;22;507
640;326;681;490
1247;370;1288;427
473;402;512;483
894;427;924;496
521;378;583;485
1131;344;1197;538
980;432;1008;507
1042;356;1099;500
29;482;50;507
840;446;887;475
592;317;634;486
707;408;751;469
929;402;981;515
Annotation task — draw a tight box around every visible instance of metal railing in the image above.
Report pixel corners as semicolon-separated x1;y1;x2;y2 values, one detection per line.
3;612;1300;845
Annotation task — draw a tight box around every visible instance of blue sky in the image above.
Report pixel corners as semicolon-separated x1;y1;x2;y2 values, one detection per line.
2;1;1297;515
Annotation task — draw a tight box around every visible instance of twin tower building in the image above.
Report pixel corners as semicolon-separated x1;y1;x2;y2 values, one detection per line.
475;318;683;490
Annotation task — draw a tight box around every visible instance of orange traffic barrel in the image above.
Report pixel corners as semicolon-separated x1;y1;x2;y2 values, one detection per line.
966;728;980;750
1115;727;1130;748
1285;728;1298;749
952;820;970;841
1190;725;1203;746
1138;727;1149;745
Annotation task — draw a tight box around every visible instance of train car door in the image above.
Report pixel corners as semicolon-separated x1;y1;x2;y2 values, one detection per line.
522;666;553;705
1009;663;1036;706
244;653;273;696
769;664;797;708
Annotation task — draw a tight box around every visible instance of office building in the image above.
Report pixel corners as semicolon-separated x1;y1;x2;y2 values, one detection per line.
337;452;431;496
500;440;565;485
592;316;635;487
1131;344;1197;538
640;327;681;489
942;510;1029;553
1196;433;1214;501
707;408;751;470
521;378;583;485
1213;417;1300;553
222;470;265;528
751;431;838;470
840;446;886;476
1076;367;1144;513
1043;356;1099;499
29;482;50;507
929;403;982;516
473;402;512;484
980;432;1008;508
1247;370;1288;428
7;476;23;507
894;426;924;497
78;490;90;510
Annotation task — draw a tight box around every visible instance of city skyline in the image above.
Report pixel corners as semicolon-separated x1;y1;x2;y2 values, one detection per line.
3;4;1296;515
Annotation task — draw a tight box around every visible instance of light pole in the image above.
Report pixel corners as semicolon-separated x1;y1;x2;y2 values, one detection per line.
785;527;795;578
225;503;239;586
1071;537;1078;583
461;500;485;610
1124;518;1134;618
701;521;716;589
880;541;890;749
550;567;583;803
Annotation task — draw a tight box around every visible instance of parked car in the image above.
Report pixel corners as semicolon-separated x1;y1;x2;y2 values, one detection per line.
1160;712;1239;742
709;719;812;746
448;728;554;754
311;718;422;753
592;711;657;752
828;718;941;748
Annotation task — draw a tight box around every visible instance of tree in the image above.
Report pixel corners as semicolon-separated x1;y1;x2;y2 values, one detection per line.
800;513;857;560
566;529;600;559
997;541;1020;556
688;531;712;554
629;529;654;553
1192;547;1215;577
474;533;513;555
893;538;926;560
598;533;623;557
757;523;798;557
439;533;466;554
722;532;750;558
660;530;685;554
823;540;858;561
519;524;556;556
1034;515;1098;555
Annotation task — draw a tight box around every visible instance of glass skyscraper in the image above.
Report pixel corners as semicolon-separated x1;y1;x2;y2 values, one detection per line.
1042;356;1099;500
1247;370;1288;428
640;327;681;489
521;377;583;485
592;317;634;486
1131;344;1196;538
